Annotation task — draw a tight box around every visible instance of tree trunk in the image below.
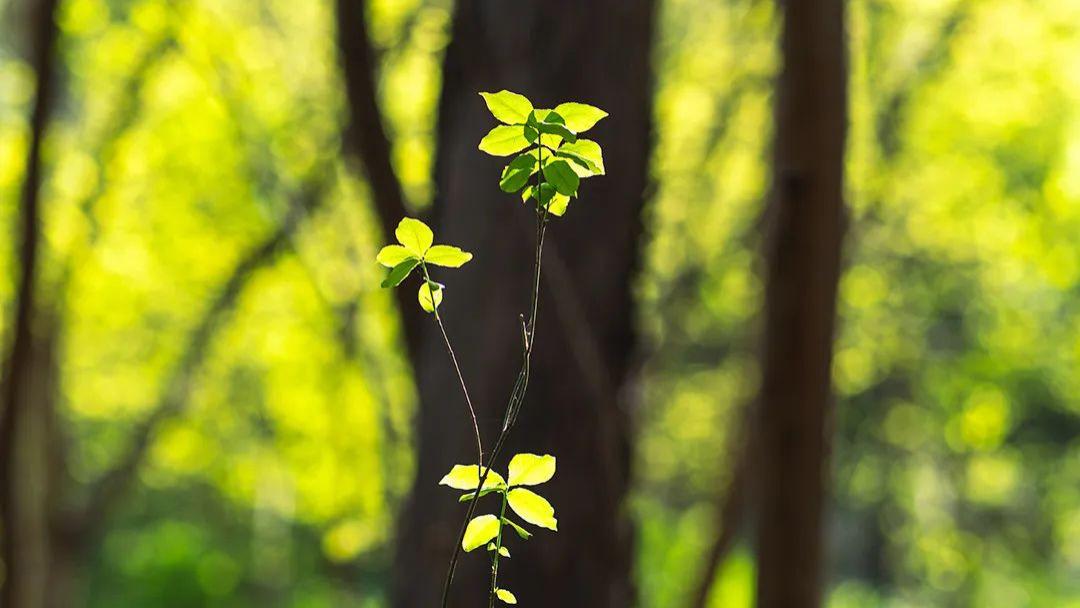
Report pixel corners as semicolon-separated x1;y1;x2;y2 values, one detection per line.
391;1;655;605
1;0;60;605
754;1;848;607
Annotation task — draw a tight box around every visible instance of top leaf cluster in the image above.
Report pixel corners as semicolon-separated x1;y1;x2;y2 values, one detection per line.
478;90;607;217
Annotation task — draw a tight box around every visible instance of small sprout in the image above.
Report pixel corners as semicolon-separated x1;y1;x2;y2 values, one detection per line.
486;543;510;558
496;589;518;605
376;217;472;312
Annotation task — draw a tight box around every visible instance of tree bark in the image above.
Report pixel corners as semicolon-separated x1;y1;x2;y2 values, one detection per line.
334;0;425;363
391;1;656;605
0;0;61;604
754;0;848;607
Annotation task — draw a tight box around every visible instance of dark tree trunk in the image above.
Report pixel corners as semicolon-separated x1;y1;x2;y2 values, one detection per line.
391;1;656;606
1;0;60;605
754;1;848;607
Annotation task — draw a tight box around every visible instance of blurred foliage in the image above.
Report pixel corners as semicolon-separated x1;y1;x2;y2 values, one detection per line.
0;0;1078;605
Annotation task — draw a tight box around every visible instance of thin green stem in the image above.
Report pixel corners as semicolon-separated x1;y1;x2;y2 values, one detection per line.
488;490;510;608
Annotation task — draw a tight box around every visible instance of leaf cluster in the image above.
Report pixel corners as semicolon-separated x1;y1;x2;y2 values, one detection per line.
440;454;558;604
478;90;607;217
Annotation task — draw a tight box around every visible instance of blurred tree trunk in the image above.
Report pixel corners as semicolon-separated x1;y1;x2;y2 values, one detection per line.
0;0;60;605
391;1;655;606
754;0;848;607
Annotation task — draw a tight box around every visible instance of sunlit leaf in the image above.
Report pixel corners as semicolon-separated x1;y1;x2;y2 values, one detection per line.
557;139;605;176
503;517;532;540
480;91;533;125
439;465;507;490
508;453;556;486
543;160;580;196
553;102;608;132
479;125;531;156
459;487;502;502
500;153;539;192
496;588;518;604
425;245;473;267
462;515;500;552
507;488;557;531
536;116;577;144
381;258;420;288
548;194;570;216
395;217;433;256
376;244;415;268
418;281;443;313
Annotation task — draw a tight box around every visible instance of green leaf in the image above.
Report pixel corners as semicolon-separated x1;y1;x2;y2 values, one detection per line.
507;488;558;531
395;217;433;257
459;487;502;502
553;102;608;132
425;245;473;268
486;543;510;558
479;125;530;156
523;182;557;208
381;258;420;288
376;244;415;268
503;517;532;540
496;589;518;604
543;160;580;196
536;120;577;144
480;91;533;124
547;193;570;216
499;154;538;193
556;139;605;176
439;465;507;490
508;453;556;486
418;281;443;313
462;515;500;552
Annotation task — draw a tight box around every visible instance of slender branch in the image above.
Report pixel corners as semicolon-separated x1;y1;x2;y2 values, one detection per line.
423;263;484;467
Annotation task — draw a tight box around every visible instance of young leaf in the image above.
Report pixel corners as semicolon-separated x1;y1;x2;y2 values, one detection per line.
462;515;501;552
376;244;415;268
499;154;539;193
496;589;518;605
439;465;507;490
557;139;605;176
418;281;443;313
553;102;608;132
536;120;577;144
503;517;532;540
381;258;420;288
522;183;557;207
485;543;511;558
395;217;433;257
425;245;473;268
459;487;502;502
507;488;558;531
479;125;531;156
543;160;580;196
548;193;570;216
480;91;533;125
507;453;556;486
